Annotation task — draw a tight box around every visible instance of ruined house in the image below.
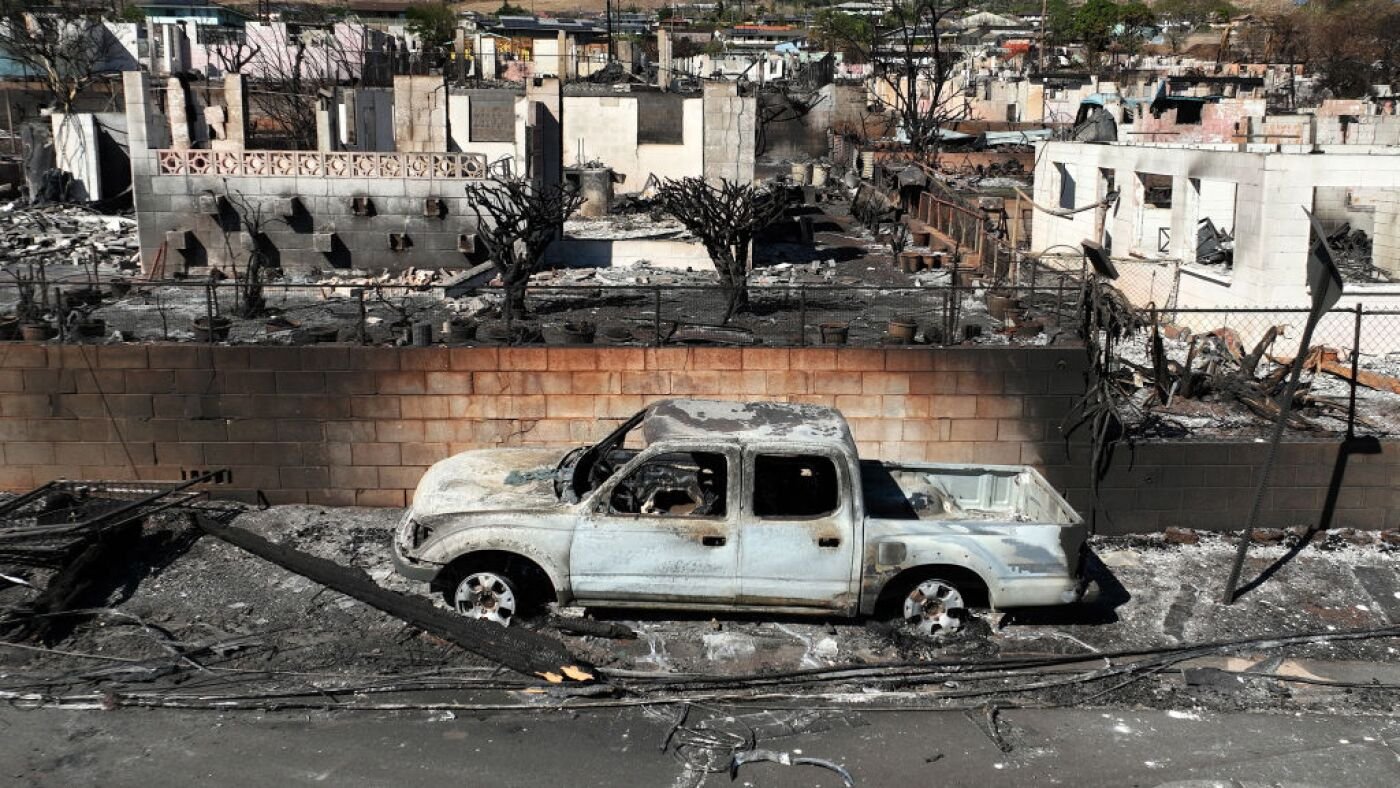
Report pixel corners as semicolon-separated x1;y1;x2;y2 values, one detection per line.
123;71;755;276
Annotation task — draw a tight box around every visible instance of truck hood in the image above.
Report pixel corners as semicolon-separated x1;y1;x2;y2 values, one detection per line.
410;447;570;519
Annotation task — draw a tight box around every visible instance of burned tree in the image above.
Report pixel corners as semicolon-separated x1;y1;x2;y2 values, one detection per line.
207;29;262;77
653;177;785;322
240;13;365;149
464;178;583;321
219;186;285;318
817;1;971;157
0;1;120;116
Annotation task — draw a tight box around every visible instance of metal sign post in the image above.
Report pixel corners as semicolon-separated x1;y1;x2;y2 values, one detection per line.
1221;208;1344;604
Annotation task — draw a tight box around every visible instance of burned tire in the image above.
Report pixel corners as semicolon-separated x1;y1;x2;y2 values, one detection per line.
439;556;549;627
900;577;967;636
878;573;974;638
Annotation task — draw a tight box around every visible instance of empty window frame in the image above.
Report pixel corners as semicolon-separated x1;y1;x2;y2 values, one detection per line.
1054;162;1077;211
1192;178;1238;270
609;451;728;517
753;454;840;518
1136;172;1174;255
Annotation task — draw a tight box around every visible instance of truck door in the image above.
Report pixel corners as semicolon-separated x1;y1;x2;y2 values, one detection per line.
739;451;858;610
570;447;739;605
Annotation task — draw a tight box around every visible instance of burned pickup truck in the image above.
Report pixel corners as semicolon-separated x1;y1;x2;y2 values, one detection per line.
393;399;1091;634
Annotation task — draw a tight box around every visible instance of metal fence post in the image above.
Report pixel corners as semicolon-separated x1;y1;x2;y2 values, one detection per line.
653;286;662;347
798;286;807;347
205;283;215;345
356;288;367;345
1349;303;1362;438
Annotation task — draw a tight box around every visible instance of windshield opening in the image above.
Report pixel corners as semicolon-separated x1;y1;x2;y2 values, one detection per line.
567;409;649;499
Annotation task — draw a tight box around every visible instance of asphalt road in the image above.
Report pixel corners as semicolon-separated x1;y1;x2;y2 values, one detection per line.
4;704;1398;788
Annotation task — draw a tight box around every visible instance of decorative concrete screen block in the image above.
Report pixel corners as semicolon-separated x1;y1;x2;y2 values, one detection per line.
313;232;336;253
351;196;374;216
389;233;412;251
165;229;192;251
154;150;490;179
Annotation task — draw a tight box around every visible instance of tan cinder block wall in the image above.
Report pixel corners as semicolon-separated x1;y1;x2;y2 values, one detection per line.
1;344;1396;532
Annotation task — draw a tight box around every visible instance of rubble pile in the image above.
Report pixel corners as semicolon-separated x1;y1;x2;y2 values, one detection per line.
0;202;138;272
1325;224;1389;283
1115;322;1400;436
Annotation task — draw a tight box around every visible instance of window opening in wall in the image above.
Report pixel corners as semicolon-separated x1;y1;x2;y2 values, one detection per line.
1100;168;1116;254
609;452;728;517
1055;162;1076;211
1312;186;1394;284
753;455;839;518
1135;172;1173;257
1191;178;1237;276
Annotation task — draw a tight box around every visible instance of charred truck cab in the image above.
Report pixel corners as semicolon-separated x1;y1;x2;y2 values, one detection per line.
393;399;1092;633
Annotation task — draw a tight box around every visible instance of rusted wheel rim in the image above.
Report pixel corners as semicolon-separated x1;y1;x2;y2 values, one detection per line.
453;572;517;626
903;579;965;636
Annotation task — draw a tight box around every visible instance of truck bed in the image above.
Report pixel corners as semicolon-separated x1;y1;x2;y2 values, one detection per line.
860;460;1079;525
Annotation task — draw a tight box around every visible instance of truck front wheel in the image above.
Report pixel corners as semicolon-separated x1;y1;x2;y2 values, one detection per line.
438;554;553;627
450;570;521;626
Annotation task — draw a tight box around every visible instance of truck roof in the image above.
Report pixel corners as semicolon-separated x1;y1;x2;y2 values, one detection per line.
641;399;854;447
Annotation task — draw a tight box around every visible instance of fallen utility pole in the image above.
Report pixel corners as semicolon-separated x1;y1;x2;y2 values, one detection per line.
192;515;598;683
1221;208;1345;604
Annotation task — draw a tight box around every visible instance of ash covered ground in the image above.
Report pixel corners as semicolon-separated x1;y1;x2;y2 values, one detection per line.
3;505;1398;716
0;201;1060;348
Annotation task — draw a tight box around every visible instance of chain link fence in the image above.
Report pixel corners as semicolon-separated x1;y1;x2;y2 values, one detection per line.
0;278;1084;347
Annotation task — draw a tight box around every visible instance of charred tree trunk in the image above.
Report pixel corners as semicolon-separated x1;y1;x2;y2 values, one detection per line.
654;178;784;324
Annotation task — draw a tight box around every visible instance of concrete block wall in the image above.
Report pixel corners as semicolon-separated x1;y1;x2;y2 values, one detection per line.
701;82;756;186
1;344;1396;533
126;72;490;275
138;169;484;274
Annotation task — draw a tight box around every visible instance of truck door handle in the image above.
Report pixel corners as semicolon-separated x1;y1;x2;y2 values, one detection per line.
818;537;841;548
701;535;726;547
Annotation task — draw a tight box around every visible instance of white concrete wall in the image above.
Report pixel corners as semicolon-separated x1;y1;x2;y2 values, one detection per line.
545;237;714;270
1031;141;1400;310
51;113;100;202
393;76;448;153
1196;179;1237;232
447;93;527;177
562;96;704;193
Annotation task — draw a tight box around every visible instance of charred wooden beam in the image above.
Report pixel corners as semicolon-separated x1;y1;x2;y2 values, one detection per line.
191;515;598;684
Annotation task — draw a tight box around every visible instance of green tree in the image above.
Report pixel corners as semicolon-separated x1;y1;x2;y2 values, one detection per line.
813;10;873;62
1112;2;1156;59
406;2;458;49
1071;0;1124;69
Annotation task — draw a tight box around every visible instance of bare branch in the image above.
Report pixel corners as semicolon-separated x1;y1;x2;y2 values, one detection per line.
652;177;785;322
463;178;583;321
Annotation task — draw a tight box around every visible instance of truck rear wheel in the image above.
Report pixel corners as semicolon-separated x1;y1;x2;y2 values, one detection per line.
900;578;967;636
